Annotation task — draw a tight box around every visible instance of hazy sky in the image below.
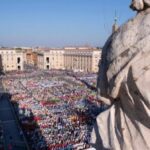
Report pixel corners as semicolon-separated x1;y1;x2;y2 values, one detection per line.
0;0;135;47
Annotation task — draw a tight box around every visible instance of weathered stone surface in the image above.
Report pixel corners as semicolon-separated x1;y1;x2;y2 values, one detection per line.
90;3;150;150
130;0;150;11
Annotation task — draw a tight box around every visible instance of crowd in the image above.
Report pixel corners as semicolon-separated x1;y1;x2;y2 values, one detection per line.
2;70;106;150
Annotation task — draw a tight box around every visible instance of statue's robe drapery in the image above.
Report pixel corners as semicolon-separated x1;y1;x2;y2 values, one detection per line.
91;9;150;150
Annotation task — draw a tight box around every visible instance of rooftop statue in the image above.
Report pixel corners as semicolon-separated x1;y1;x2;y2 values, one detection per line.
91;0;150;150
130;0;150;11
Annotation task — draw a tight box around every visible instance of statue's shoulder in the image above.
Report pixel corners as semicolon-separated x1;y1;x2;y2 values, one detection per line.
102;10;150;63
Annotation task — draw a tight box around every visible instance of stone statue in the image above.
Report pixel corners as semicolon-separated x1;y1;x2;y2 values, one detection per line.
130;0;150;11
90;1;150;150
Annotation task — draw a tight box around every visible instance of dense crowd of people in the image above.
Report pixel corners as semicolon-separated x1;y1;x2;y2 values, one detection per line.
2;70;106;150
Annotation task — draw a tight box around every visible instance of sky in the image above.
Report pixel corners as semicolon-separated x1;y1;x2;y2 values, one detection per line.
0;0;135;47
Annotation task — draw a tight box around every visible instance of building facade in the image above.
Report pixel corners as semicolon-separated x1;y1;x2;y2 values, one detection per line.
36;47;101;73
0;49;24;71
22;48;38;67
37;51;52;70
0;47;101;73
64;47;101;72
37;49;64;70
49;49;64;70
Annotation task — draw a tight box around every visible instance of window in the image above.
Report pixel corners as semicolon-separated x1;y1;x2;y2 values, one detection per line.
46;57;49;63
46;65;49;70
18;66;21;70
17;57;21;64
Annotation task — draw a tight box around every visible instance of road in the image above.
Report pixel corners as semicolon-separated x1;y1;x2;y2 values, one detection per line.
0;80;29;150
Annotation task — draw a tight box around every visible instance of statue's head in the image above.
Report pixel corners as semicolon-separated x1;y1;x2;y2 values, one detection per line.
130;0;150;11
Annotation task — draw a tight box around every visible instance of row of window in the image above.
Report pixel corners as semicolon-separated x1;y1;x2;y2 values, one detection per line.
1;57;21;63
4;65;21;70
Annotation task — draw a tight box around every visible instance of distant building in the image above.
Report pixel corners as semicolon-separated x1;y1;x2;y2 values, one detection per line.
37;49;64;70
25;49;38;66
49;49;64;70
36;47;101;73
0;46;101;73
37;51;52;70
0;48;24;71
64;47;101;72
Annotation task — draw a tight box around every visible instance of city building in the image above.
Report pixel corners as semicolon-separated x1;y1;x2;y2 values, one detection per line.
0;48;24;71
36;47;101;73
64;47;101;72
37;51;49;70
0;46;101;73
49;49;64;70
25;49;38;66
37;49;64;70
